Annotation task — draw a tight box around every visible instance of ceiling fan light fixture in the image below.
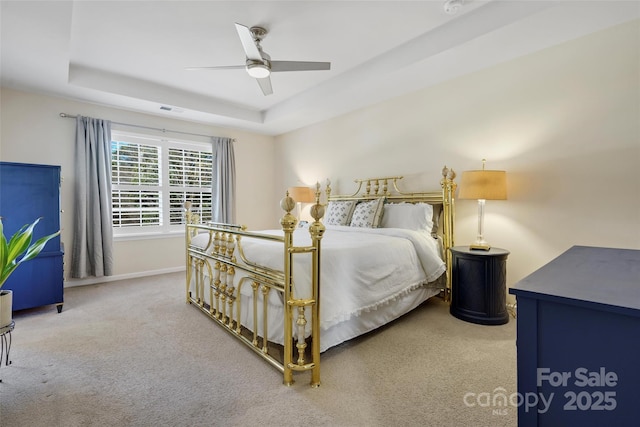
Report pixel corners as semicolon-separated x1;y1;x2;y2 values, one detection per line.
246;61;270;78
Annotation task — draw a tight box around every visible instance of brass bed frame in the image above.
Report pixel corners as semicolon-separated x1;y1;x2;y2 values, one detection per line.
184;166;456;387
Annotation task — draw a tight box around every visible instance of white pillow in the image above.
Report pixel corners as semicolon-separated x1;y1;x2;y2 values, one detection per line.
349;198;385;228
380;202;434;232
324;200;357;226
190;232;213;253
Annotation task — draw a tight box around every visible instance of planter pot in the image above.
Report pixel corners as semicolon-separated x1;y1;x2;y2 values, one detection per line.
0;290;12;328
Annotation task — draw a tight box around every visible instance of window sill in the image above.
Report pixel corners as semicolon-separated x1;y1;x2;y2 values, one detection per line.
113;230;185;242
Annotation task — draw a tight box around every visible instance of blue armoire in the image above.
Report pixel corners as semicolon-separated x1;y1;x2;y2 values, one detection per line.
0;162;64;313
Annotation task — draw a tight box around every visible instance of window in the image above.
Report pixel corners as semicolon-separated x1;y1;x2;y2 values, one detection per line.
111;131;212;236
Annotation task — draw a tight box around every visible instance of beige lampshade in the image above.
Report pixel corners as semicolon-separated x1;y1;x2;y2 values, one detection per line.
458;170;507;200
288;186;315;203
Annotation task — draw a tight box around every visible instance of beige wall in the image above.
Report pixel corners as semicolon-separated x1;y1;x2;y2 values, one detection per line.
274;20;640;296
2;20;638;292
0;88;278;285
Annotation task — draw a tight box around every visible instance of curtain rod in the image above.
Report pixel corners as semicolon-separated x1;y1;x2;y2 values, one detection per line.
59;113;234;141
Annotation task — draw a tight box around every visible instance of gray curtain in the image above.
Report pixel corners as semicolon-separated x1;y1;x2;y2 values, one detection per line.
71;116;114;278
211;137;236;224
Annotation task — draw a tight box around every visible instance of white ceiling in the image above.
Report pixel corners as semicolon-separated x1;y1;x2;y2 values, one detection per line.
1;1;638;135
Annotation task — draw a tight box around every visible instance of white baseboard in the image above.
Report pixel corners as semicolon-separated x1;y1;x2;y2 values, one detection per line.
64;267;186;288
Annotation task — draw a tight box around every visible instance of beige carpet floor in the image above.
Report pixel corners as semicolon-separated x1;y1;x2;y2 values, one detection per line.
0;272;517;427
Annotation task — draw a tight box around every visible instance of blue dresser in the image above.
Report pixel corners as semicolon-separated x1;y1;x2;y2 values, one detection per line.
0;162;64;313
509;246;640;427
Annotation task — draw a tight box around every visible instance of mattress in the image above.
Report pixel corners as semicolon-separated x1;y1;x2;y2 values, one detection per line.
189;225;446;352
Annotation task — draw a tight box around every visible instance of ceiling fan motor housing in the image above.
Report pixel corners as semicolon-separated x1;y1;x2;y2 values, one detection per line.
245;26;271;77
246;59;271;78
249;26;268;42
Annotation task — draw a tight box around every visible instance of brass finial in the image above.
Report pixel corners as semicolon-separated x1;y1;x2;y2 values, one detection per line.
280;190;296;213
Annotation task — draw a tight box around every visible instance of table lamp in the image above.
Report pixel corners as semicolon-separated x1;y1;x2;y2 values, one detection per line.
458;160;507;250
287;186;315;221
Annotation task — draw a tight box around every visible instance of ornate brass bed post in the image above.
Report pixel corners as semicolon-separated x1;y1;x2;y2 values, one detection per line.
280;191;298;386
440;166;457;302
279;184;326;387
308;183;326;387
184;201;196;305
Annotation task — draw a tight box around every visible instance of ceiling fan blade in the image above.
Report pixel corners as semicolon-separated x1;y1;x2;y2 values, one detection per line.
270;61;331;72
256;76;273;96
185;65;246;71
235;23;263;61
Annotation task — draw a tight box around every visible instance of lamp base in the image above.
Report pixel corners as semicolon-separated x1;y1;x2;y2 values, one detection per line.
469;242;491;251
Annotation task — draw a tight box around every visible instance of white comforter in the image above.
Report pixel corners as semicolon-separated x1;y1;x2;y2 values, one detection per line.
234;225;445;330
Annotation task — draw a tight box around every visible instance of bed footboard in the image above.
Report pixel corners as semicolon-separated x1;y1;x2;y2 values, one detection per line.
185;186;325;387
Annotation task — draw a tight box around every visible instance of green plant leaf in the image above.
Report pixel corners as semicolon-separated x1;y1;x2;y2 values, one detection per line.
6;220;37;263
0;220;7;275
20;230;61;263
0;217;60;289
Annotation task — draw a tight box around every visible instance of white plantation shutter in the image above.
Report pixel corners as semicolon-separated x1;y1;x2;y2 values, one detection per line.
168;146;212;224
111;132;212;235
112;141;161;227
112;190;162;227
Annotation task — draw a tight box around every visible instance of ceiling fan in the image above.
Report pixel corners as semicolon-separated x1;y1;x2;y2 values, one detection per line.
187;23;331;96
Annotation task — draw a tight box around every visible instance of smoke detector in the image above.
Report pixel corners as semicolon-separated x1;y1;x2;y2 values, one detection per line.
444;0;465;15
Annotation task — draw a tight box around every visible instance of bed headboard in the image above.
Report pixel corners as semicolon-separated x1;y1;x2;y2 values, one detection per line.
326;166;457;300
327;167;455;236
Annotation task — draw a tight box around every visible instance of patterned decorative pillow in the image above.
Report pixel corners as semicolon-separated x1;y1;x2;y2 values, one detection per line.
324;201;357;226
349;198;385;228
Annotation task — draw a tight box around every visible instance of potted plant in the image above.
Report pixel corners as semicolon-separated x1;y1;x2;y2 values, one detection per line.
0;218;60;327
